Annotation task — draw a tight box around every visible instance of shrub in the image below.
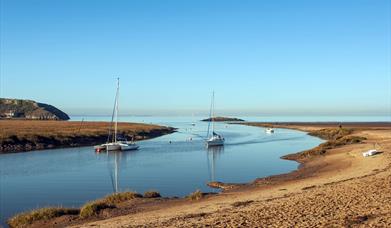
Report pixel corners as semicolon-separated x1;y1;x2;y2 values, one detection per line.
79;201;113;218
187;190;203;201
8;207;79;227
143;191;161;198
103;191;143;204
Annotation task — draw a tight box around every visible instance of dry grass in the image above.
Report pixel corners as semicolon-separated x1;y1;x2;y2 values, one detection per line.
144;191;161;198
79;201;114;218
0;120;174;153
79;191;143;218
308;128;354;140
187;190;204;201
283;128;366;160
0;120;169;139
102;191;143;204
8;207;79;227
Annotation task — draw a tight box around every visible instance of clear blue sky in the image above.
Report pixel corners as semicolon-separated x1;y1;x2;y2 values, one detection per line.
1;0;390;116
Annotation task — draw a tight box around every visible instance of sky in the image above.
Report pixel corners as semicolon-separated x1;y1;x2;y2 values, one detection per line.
1;0;390;116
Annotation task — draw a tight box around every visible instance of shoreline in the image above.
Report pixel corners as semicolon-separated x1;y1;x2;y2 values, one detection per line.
7;122;391;227
0;120;176;154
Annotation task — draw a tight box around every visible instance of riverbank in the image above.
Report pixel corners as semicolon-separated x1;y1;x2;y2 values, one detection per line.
8;122;391;227
0;120;175;153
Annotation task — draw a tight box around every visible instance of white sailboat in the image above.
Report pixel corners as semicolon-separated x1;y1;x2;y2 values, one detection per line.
206;92;224;147
94;78;139;152
265;128;274;134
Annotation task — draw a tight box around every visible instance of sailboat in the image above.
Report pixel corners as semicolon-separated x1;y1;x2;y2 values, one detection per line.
206;92;225;147
94;78;139;152
191;113;196;126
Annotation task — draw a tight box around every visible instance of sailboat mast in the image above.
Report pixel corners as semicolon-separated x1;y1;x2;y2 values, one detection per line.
114;78;119;143
212;91;215;133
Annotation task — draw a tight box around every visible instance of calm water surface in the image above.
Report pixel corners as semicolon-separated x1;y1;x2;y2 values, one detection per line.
0;116;325;226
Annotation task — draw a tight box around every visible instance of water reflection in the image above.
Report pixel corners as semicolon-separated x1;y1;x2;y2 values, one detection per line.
99;151;131;193
206;146;224;182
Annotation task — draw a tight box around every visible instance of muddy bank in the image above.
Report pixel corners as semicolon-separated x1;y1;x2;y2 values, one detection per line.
0;120;175;153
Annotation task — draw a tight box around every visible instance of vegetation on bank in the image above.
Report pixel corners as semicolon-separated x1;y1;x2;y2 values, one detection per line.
8;189;213;227
187;190;204;200
0;120;175;153
144;191;162;198
283;128;366;161
8;207;79;228
8;191;151;226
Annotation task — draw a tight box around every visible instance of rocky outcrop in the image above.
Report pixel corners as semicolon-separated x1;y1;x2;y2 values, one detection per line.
0;98;70;120
202;117;244;122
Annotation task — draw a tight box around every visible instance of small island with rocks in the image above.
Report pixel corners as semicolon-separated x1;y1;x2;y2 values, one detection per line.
201;116;245;122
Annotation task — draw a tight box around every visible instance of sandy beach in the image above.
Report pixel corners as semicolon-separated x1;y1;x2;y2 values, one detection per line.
18;122;390;227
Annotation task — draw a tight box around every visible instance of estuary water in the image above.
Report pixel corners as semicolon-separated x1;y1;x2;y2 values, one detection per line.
0;116;327;225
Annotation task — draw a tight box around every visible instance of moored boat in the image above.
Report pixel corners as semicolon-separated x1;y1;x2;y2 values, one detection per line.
265;128;274;134
94;78;139;152
206;92;225;147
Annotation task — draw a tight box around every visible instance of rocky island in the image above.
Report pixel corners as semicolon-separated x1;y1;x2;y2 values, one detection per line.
0;98;70;120
201;116;244;122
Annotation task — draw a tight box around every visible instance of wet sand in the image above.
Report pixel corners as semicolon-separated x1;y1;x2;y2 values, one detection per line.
20;123;391;227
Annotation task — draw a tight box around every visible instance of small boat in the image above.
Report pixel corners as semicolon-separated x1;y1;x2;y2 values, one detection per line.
206;92;224;147
362;149;378;157
94;78;139;152
265;128;274;134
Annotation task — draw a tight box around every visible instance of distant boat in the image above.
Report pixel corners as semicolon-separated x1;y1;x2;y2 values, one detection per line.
206;92;224;147
94;78;139;152
191;113;196;126
265;128;274;134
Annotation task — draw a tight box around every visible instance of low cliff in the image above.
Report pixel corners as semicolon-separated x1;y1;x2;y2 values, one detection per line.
0;98;70;120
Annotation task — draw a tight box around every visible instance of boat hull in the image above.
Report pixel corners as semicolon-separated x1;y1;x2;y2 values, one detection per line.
119;143;139;151
94;142;139;152
206;139;225;147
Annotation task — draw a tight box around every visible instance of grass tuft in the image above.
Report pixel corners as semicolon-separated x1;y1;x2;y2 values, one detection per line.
8;207;79;228
103;191;143;204
79;201;113;218
143;191;161;198
187;190;204;201
79;191;143;218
